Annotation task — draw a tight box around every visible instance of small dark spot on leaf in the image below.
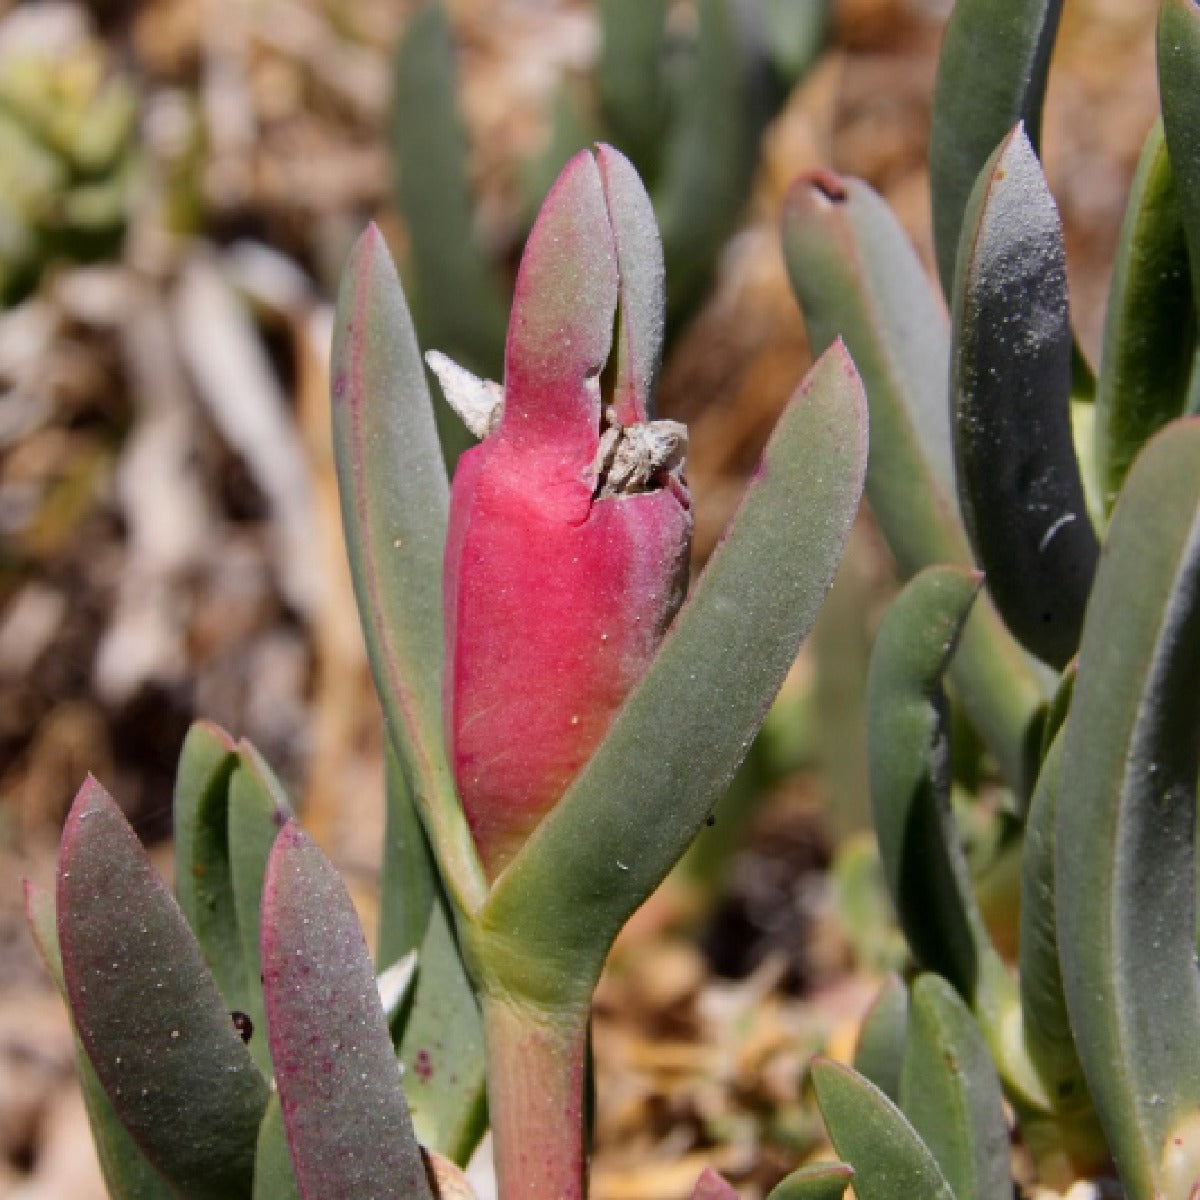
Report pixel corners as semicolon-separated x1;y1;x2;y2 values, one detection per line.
414;1049;433;1081
231;1011;253;1043
706;815;716;827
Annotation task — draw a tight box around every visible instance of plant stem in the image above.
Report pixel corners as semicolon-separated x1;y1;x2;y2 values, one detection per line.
482;993;589;1200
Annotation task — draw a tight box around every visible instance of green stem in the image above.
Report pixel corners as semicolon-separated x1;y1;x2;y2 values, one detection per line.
482;994;589;1200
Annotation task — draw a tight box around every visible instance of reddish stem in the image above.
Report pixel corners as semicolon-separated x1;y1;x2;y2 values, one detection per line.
482;995;589;1200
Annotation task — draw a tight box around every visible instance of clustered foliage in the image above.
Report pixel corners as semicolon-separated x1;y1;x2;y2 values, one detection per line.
25;1;1200;1199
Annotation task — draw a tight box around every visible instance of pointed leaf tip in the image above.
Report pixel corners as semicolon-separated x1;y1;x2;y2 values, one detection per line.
262;821;433;1200
57;775;267;1200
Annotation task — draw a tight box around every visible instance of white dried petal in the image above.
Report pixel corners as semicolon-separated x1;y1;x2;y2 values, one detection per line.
595;416;688;497
425;349;504;439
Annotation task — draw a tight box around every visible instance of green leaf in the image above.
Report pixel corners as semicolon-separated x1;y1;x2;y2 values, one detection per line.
227;741;293;1076
900;975;1011;1200
57;778;269;1200
598;0;668;178
172;720;244;1007
1018;730;1087;1115
655;0;758;334
378;741;438;970
25;881;176;1200
389;1;507;384
766;1161;854;1200
253;1095;300;1200
1056;417;1200;1200
811;1058;956;1200
331;224;486;914
261;822;433;1200
477;342;867;1007
853;974;909;1104
398;901;488;1164
929;0;1063;297
781;171;1046;797
1095;120;1197;515
1159;0;1200;305
950;124;1098;670
867;567;1010;1020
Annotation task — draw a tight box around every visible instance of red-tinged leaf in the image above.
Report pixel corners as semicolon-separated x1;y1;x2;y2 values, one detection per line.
57;778;268;1200
690;1166;739;1199
502;148;617;458
331;223;485;913
261;822;432;1200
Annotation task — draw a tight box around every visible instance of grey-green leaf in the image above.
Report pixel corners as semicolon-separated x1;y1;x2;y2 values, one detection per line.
811;1058;956;1200
867;566;1003;1013
477;342;867;1008
781;170;1046;797
1056;417;1200;1200
1095;120;1197;514
57;778;269;1200
853;974;909;1104
950;124;1098;670
900;975;1011;1200
929;0;1063;297
331;224;485;914
766;1161;854;1200
389;1;507;385
25;881;176;1200
398;901;487;1165
1159;0;1200;305
173;720;243;1007
378;741;438;971
261;822;433;1200
227;741;293;1076
254;1095;300;1200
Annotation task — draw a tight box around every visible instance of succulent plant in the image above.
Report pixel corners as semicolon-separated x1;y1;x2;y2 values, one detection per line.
781;1;1200;1197
388;0;832;465
0;7;136;303
33;143;867;1198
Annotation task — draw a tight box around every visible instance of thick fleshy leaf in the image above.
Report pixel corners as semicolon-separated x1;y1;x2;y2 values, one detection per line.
25;881;176;1200
331;223;485;913
781;171;1045;797
900;975;1010;1200
867;568;1009;1019
502;148;617;455
398;901;487;1164
1159;0;1200;304
811;1058;955;1200
597;0;668;178
227;741;293;1075
1095;121;1197;514
172;721;243;1006
261;822;433;1200
57;778;268;1200
476;343;867;1007
1056;418;1200;1200
253;1095;300;1200
690;1167;739;1199
929;0;1063;297
655;0;758;333
598;142;665;425
378;742;438;970
853;974;909;1103
951;125;1098;670
389;2;507;386
766;1161;854;1200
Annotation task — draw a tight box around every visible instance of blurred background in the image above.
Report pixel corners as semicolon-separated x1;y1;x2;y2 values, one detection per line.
0;0;1161;1195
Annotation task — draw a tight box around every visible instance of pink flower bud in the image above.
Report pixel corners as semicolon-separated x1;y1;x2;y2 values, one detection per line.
442;146;693;879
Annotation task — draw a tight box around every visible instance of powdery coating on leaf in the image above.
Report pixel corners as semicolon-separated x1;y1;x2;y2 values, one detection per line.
261;822;431;1200
443;146;693;879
